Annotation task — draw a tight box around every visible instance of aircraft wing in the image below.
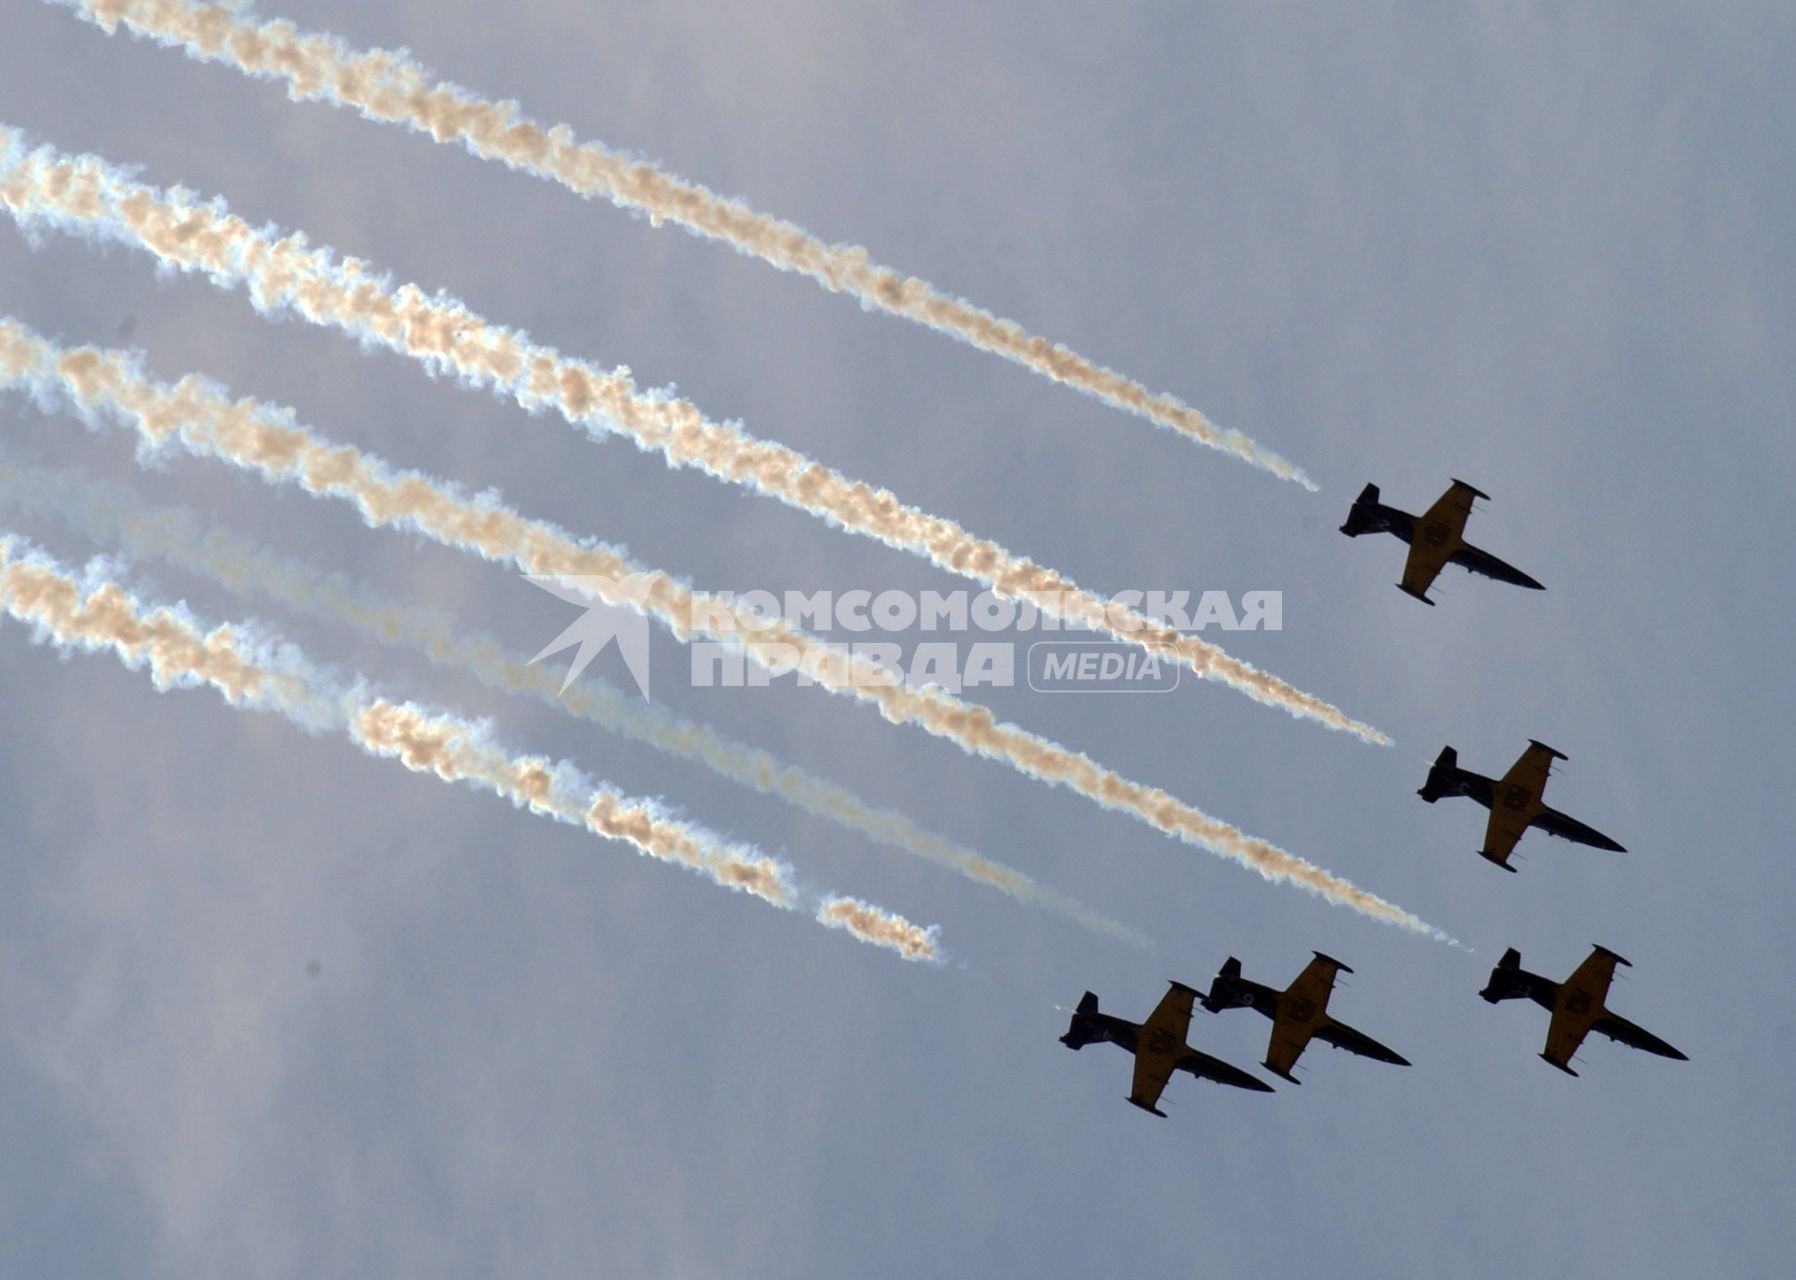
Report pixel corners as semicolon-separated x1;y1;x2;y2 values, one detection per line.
1401;481;1493;600
1533;805;1627;852
1480;806;1530;869
1177;1049;1275;1092
1541;1006;1595;1074
1498;741;1564;800
1140;981;1198;1048
1129;1045;1180;1117
1591;1013;1688;1062
1312;1021;1411;1067
1448;542;1544;590
1564;946;1626;1007
1264;1017;1316;1082
1127;983;1201;1114
1263;957;1348;1080
1418;479;1485;540
1398;538;1453;602
1543;946;1628;1067
1286;954;1347;1013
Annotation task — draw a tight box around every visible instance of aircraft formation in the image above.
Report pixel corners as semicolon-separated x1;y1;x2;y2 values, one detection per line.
0;4;1692;1135
1064;480;1684;1116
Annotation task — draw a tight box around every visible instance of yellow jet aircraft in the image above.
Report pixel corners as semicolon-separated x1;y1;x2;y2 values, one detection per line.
1480;945;1687;1075
1419;739;1626;871
1200;953;1410;1084
1340;478;1543;604
1059;981;1273;1117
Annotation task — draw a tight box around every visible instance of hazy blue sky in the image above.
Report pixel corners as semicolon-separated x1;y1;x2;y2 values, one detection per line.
2;3;1792;1275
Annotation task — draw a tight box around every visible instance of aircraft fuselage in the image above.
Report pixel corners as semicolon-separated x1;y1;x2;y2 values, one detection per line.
1059;1009;1140;1056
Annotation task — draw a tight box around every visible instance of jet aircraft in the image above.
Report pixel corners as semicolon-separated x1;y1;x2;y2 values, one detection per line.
1480;945;1687;1075
1419;739;1626;871
1200;953;1409;1084
1339;478;1543;603
1060;981;1273;1117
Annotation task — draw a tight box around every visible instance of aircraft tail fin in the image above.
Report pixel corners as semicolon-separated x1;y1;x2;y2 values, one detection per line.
1479;949;1530;1003
1418;746;1460;802
1060;992;1102;1050
1339;483;1383;537
1201;957;1248;1013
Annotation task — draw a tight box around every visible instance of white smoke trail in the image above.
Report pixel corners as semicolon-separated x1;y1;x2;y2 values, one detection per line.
0;318;1444;939
0;450;1142;945
54;0;1313;486
0;125;1383;744
0;535;942;961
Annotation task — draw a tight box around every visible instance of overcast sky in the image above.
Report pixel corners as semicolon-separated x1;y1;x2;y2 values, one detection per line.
2;2;1792;1276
